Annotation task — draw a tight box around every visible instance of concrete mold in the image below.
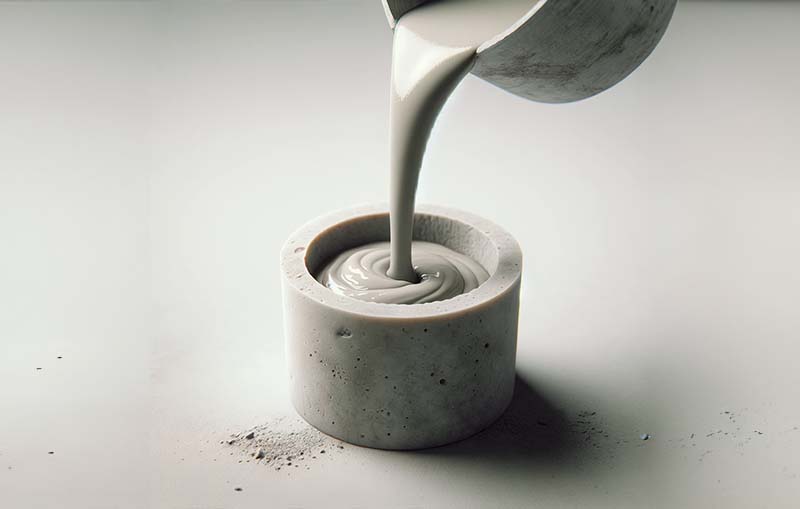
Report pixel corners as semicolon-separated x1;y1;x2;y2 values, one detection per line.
281;204;522;449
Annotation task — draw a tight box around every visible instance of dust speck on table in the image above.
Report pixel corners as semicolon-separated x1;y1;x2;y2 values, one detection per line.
223;417;346;472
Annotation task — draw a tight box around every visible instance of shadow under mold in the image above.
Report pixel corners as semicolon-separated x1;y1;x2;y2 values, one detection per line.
411;373;626;469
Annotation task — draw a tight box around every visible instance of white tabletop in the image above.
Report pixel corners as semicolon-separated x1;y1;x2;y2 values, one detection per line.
1;1;799;507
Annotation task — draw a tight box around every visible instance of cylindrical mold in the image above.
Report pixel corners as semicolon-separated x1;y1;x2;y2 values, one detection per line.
281;204;522;450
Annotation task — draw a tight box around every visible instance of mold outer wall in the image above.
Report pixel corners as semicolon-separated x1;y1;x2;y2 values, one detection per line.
281;204;522;450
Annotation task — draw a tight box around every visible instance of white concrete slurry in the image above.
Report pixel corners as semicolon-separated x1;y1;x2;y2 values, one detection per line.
387;0;533;283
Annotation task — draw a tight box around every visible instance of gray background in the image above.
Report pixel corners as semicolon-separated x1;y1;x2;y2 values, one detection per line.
1;1;799;507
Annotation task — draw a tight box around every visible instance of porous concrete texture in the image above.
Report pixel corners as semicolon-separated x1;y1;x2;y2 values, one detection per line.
383;0;678;103
281;204;522;449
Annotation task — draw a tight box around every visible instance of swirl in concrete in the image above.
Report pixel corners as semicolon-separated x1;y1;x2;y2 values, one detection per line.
316;241;489;305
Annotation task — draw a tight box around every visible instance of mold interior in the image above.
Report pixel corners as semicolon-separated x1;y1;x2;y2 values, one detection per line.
305;212;498;281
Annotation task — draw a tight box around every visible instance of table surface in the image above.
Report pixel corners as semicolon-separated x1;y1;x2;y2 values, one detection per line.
1;1;799;508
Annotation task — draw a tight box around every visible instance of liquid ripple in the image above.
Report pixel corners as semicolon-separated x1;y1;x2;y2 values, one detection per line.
316;241;489;305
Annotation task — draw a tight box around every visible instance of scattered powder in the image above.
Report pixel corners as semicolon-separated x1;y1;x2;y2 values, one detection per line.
571;410;613;446
560;410;626;463
561;408;778;462
216;409;793;474
223;417;345;471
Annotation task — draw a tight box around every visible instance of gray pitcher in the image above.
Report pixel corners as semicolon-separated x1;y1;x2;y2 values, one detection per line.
382;0;678;103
